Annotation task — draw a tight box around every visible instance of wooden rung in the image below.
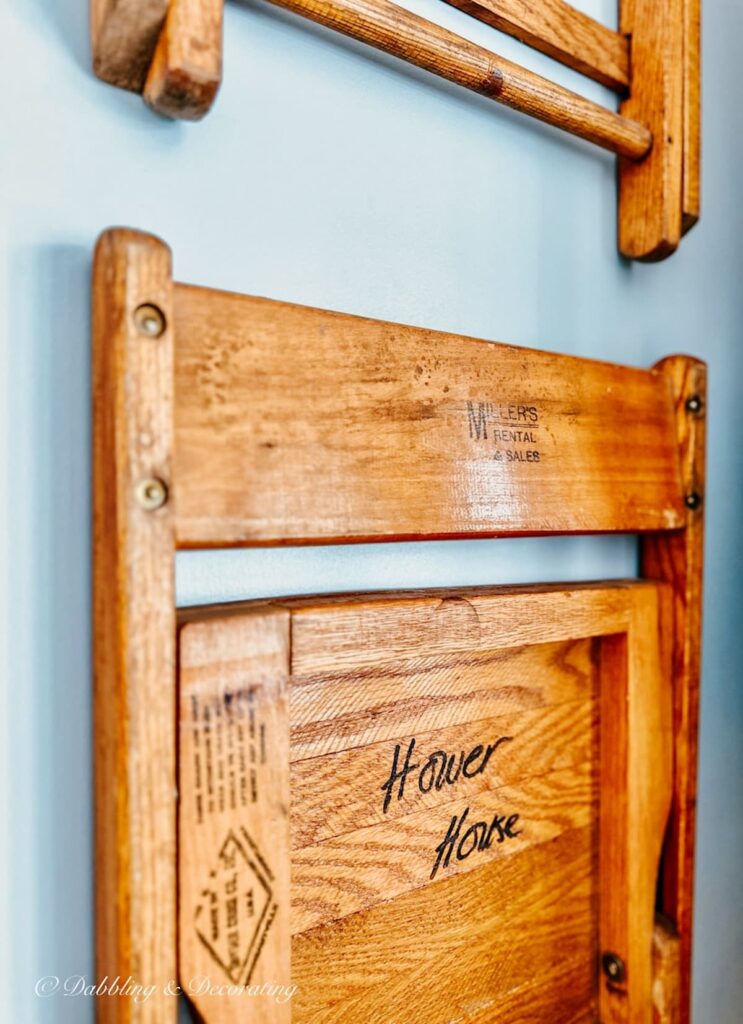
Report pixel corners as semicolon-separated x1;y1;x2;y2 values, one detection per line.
441;0;630;93
266;0;651;159
171;282;685;548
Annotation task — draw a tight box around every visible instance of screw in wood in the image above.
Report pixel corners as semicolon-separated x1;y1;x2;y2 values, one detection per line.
133;303;167;338
601;952;626;985
685;394;703;415
685;491;702;511
135;477;168;511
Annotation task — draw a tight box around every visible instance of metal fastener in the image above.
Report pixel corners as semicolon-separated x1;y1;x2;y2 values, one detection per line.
133;303;167;338
685;394;703;415
685;491;702;511
601;952;626;985
135;477;168;511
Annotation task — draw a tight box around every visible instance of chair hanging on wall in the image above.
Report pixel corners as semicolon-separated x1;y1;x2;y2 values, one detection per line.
92;226;705;1023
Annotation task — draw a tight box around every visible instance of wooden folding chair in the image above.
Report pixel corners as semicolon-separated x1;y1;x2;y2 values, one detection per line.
92;227;705;1023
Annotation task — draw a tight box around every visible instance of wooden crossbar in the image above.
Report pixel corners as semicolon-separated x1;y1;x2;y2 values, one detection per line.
172;282;685;547
261;0;650;159
440;0;630;93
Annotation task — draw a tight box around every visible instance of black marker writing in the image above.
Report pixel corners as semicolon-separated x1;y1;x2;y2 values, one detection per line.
380;736;512;813
430;806;522;880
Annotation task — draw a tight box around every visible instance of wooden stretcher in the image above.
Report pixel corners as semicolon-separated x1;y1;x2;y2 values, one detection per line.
92;227;705;1022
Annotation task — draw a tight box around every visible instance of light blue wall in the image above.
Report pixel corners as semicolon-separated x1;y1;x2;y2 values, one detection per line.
2;0;741;1020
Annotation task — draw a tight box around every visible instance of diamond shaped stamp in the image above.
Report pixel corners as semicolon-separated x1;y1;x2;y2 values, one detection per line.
195;827;279;984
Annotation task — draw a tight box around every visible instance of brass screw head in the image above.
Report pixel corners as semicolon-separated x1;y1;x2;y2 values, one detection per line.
685;394;703;415
133;303;166;338
135;477;168;511
601;952;626;985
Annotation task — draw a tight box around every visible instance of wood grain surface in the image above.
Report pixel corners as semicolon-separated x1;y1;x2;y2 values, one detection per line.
172;285;685;546
653;916;682;1023
91;0;170;91
293;826;598;1024
93;228;177;1023
598;587;673;1023
641;357;706;1024
618;0;685;260
177;582;672;1023
289;636;595;758
290;764;596;933
144;0;224;119
178;609;292;1024
290;697;597;846
441;0;629;92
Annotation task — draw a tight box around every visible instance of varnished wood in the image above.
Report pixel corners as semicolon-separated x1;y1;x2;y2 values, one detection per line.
144;0;223;120
177;582;671;1023
291;697;597;846
289;635;596;759
653;916;682;1023
292;764;595;932
641;357;706;1024
172;285;685;546
91;0;170;92
293;828;598;1024
598;587;673;1023
92;235;705;1019
178;609;292;1024
282;582;660;654
441;0;630;93
266;0;651;159
618;0;684;260
682;0;701;232
93;228;176;1023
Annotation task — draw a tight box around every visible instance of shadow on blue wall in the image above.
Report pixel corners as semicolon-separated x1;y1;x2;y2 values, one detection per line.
7;244;93;1023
